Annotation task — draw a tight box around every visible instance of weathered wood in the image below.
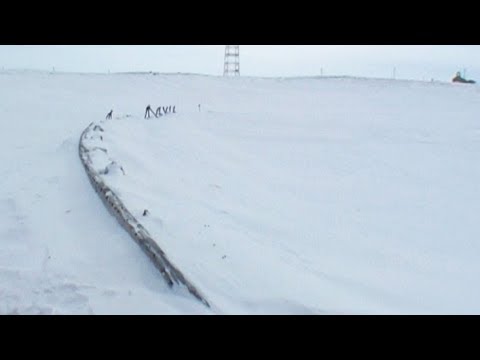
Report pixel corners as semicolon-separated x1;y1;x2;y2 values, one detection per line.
79;122;210;308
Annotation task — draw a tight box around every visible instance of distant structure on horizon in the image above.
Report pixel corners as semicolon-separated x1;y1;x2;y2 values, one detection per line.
224;45;240;76
452;71;476;84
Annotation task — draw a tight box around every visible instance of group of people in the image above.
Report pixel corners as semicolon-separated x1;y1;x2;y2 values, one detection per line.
145;105;176;119
105;105;177;120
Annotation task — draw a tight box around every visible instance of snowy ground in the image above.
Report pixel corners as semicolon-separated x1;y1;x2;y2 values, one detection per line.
2;70;480;314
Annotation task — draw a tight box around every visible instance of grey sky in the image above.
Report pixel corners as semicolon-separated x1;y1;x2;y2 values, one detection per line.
0;45;479;81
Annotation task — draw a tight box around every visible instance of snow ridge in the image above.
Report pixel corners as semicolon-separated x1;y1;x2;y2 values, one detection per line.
79;122;210;308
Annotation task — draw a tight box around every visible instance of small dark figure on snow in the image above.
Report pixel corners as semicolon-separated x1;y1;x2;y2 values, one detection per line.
145;105;155;119
143;209;149;217
453;71;476;84
106;110;113;120
173;106;176;113
163;106;169;115
156;107;163;117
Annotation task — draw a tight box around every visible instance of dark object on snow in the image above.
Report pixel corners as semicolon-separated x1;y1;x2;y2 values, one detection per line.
163;106;169;115
156;107;163;117
143;209;149;217
106;110;113;120
173;106;176;113
145;105;156;119
99;161;125;176
453;72;476;84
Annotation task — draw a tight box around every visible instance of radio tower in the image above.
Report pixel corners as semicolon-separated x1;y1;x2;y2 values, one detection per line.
224;45;240;76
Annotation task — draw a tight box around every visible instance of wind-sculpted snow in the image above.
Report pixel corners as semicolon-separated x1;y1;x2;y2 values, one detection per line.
79;122;210;307
2;71;480;314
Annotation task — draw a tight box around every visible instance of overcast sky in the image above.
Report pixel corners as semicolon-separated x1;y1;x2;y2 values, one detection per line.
0;45;479;81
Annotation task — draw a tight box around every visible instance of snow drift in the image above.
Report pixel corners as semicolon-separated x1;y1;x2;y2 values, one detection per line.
1;70;480;314
79;122;209;307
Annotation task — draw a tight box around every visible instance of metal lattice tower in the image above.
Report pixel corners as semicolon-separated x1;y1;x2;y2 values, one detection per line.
224;45;240;76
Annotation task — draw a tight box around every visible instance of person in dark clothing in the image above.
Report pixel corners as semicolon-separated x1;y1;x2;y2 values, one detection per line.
156;107;163;117
106;110;113;120
145;105;155;119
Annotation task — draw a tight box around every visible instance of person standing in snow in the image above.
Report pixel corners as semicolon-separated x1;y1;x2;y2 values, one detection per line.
106;110;113;120
145;105;155;119
156;107;163;117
